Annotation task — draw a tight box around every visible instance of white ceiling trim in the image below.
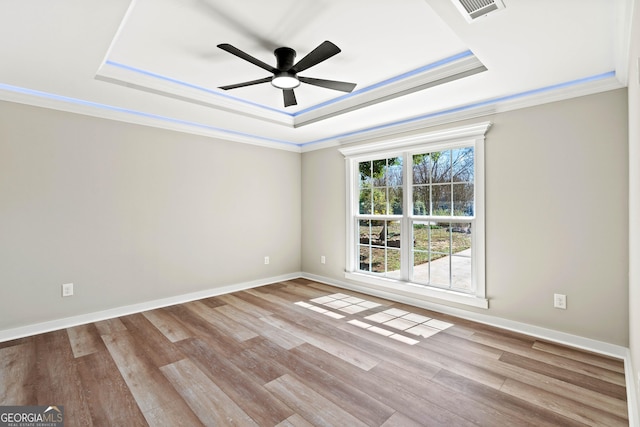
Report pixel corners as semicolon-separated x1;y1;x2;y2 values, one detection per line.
0;70;622;154
0;82;301;152
300;71;623;152
95;50;486;129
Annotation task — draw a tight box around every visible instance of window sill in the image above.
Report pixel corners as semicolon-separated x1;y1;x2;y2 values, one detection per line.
344;272;489;309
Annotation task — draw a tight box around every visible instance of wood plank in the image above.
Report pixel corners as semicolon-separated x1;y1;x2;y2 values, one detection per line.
431;367;586;427
302;314;504;389
473;331;626;386
370;360;530;427
66;323;104;358
499;351;627;401
101;330;202;426
474;349;629;419
424;328;504;360
177;337;295;426
290;343;478;426
160;358;259;426
260;314;381;371
275;414;315;427
94;318;127;336
0;342;36;404
214;304;304;350
75;350;147;426
500;378;628;426
216;293;274;317
184;300;258;342
33;330;94;426
265;374;369;427
381;412;430;427
163;304;247;358
238;336;396;426
118;313;184;368
142;308;191;343
532;340;625;373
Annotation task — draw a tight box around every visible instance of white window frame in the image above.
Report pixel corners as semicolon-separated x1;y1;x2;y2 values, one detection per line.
339;122;491;309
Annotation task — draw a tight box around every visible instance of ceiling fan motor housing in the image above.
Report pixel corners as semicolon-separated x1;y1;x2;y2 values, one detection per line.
271;47;300;89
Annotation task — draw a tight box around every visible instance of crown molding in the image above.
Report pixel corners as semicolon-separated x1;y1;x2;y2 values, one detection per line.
0;71;622;154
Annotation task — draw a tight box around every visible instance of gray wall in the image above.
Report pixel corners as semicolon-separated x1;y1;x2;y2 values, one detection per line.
302;89;629;346
0;101;301;330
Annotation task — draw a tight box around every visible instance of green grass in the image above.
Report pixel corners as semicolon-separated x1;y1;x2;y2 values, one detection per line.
359;223;471;272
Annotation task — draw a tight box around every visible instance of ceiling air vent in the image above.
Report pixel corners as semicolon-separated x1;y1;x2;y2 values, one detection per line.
453;0;505;22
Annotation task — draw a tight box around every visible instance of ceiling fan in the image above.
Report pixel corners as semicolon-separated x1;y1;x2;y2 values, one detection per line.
217;41;357;107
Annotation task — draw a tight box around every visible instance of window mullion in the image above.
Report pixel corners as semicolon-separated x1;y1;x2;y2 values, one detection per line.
402;152;412;281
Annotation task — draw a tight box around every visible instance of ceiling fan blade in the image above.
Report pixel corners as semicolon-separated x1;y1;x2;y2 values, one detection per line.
298;76;356;93
218;76;272;90
291;41;341;73
217;44;277;73
283;89;297;107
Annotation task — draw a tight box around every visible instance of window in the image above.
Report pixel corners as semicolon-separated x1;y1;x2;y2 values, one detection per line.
340;122;490;308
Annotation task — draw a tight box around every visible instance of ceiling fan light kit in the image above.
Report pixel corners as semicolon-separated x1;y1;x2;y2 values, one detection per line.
217;41;356;107
271;74;299;89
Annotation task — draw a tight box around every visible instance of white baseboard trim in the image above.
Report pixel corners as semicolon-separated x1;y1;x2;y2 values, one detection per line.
302;273;628;358
623;349;640;427
0;272;302;343
302;272;639;425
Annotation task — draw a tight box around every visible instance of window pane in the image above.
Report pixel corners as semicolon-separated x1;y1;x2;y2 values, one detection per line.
387;249;401;278
431;223;450;255
452;183;474;216
413;222;429;250
359;245;370;271
359;188;372;214
432;150;451;183
432;185;451;216
451;256;472;291
429;251;450;287
452;147;474;182
359;161;372;186
359;219;371;239
413;186;429;216
452;222;472;255
386;156;403;186
413;251;430;283
413;154;431;185
372;188;387;215
371;248;385;273
386;220;401;248
390;187;403;214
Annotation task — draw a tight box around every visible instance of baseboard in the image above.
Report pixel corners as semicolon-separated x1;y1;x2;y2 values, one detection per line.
623;349;640;427
302;272;639;425
0;272;302;343
302;272;628;358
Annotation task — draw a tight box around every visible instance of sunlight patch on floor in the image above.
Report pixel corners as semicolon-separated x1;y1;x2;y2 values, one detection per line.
294;293;453;345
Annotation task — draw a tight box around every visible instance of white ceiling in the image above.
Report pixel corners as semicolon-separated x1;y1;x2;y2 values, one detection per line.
0;0;633;151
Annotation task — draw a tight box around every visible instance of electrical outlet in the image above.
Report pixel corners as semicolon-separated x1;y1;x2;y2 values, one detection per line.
62;283;74;297
264;256;269;265
321;255;326;264
553;293;566;309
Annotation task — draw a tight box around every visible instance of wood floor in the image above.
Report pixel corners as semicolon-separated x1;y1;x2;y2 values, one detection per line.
0;279;629;426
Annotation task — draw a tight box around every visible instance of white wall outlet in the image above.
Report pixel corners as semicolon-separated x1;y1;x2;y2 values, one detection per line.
321;255;326;264
264;256;269;265
553;293;566;309
62;283;74;297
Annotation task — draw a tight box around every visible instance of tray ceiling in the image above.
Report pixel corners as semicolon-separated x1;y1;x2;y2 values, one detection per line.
0;0;632;151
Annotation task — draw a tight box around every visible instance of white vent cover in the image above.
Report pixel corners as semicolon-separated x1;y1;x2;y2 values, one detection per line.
452;0;505;22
